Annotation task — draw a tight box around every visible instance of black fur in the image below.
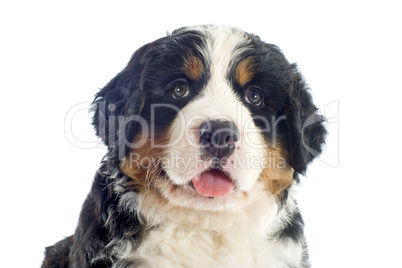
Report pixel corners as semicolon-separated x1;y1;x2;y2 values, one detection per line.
42;236;73;268
286;66;327;174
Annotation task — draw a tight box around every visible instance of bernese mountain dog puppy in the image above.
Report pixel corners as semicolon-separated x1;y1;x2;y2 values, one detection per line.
42;25;326;268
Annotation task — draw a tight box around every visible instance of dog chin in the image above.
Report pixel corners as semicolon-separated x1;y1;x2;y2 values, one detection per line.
161;183;259;212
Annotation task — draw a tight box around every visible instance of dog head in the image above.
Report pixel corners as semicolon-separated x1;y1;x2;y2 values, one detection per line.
92;25;326;211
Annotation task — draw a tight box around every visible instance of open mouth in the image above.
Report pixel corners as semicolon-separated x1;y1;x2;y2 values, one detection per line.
189;168;235;198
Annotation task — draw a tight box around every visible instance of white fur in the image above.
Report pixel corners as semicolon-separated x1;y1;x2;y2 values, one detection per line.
110;185;301;268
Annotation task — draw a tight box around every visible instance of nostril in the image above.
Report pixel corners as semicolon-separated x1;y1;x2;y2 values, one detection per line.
199;122;212;142
225;133;238;144
226;128;239;144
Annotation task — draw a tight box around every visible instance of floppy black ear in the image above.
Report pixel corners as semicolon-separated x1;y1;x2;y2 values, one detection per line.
286;64;327;175
92;44;150;161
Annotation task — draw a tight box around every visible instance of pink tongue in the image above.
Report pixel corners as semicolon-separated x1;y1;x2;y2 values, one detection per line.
192;170;235;197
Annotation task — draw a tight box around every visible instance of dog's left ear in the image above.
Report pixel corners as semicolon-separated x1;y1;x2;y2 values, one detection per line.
286;64;327;175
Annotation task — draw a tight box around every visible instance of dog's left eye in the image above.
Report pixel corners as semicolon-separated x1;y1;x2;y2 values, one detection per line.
245;87;263;106
171;84;189;98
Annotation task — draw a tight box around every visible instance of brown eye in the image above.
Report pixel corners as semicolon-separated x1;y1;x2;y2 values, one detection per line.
246;88;263;106
171;84;189;98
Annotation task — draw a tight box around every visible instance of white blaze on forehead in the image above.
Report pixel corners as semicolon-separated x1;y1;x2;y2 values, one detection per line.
188;25;252;79
185;25;254;121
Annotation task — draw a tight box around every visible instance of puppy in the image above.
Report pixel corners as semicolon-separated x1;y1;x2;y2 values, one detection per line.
42;25;326;268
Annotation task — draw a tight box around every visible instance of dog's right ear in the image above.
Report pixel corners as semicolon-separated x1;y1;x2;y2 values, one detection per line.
91;43;151;161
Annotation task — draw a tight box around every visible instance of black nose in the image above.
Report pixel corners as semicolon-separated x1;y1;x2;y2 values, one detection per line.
199;120;239;159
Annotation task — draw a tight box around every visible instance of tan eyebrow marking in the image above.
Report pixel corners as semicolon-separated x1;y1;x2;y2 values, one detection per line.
183;55;204;81
234;57;257;86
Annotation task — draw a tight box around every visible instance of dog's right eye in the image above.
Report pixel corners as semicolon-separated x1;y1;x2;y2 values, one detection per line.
171;84;189;98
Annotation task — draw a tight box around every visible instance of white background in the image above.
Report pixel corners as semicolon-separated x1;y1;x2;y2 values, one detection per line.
1;1;401;267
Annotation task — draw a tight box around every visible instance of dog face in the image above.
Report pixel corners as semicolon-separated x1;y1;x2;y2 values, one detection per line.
92;25;326;212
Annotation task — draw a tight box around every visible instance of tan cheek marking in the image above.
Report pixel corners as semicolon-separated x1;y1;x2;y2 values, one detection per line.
235;57;257;87
259;147;294;195
119;135;169;192
183;56;203;80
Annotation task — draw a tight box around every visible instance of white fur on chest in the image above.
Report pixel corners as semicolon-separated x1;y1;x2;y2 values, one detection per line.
115;190;300;268
134;228;271;268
